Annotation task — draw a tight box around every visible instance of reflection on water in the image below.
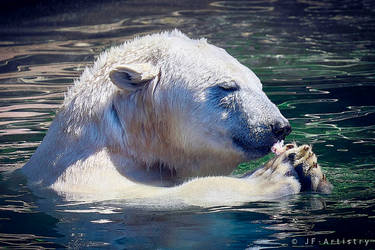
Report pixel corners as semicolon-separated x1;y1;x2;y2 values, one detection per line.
0;0;374;248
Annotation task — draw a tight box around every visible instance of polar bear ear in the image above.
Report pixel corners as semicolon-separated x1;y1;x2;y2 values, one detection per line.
109;63;158;92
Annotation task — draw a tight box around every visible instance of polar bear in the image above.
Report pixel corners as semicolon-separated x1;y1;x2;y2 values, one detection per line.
22;30;330;206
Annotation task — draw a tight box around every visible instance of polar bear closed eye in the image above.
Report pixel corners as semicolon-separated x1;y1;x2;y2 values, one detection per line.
21;30;331;206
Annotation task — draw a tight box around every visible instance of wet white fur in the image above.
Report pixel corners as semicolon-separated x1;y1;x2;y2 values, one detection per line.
23;30;297;207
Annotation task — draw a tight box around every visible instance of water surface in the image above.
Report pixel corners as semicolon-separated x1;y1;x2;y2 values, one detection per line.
0;0;374;248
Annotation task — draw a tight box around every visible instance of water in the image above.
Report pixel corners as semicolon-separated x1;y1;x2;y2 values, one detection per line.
1;0;375;248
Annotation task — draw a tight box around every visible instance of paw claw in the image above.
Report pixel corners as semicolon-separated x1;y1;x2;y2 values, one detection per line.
287;144;316;168
285;144;295;150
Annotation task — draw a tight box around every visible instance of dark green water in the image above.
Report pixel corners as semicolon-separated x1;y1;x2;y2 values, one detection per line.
0;0;374;248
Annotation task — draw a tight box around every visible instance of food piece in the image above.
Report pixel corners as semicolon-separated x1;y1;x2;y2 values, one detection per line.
271;140;284;155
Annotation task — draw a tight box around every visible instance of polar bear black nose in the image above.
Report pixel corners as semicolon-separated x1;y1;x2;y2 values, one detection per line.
271;121;292;140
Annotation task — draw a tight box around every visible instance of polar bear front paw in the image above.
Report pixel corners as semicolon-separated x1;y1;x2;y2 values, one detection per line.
284;144;333;194
284;144;316;168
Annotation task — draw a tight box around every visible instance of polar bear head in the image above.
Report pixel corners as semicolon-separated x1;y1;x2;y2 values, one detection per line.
107;31;291;178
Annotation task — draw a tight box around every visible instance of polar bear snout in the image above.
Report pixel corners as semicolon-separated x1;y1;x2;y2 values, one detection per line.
226;88;292;159
271;119;292;141
231;120;290;156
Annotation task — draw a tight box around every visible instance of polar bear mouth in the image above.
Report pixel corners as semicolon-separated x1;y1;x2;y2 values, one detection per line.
232;136;273;157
